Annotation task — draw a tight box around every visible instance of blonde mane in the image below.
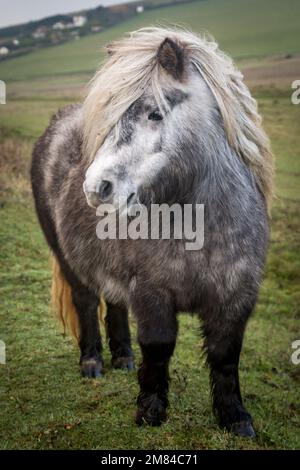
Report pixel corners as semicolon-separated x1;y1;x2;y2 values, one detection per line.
83;26;273;213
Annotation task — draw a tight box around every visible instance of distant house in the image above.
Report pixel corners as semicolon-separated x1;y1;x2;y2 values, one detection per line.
53;22;66;30
0;47;9;55
32;26;48;39
72;16;87;28
136;6;144;13
53;16;86;30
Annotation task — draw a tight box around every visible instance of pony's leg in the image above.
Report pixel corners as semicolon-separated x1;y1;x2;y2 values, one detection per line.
203;301;255;437
71;284;103;378
105;301;134;370
132;292;178;426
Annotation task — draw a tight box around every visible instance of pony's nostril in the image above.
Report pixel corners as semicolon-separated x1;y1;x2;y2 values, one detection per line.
99;180;113;201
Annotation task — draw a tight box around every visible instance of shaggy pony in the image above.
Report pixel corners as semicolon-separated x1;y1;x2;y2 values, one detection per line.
32;27;273;436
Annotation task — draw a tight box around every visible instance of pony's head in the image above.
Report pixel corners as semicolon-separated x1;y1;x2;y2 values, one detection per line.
83;27;273;213
83;37;217;210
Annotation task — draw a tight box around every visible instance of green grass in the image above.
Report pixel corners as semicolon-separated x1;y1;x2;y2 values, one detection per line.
0;0;299;82
0;0;299;450
0;89;299;450
0;98;75;141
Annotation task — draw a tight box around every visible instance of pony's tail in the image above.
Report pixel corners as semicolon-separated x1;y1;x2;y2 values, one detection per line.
51;254;106;343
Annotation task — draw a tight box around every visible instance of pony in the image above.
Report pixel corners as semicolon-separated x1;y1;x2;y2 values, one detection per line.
31;27;273;437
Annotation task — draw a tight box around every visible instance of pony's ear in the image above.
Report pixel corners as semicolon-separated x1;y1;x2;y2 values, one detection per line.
157;38;185;80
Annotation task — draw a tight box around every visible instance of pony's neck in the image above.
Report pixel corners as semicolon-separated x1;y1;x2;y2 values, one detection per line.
184;125;258;211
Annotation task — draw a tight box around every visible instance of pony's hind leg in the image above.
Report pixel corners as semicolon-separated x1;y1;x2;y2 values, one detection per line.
202;300;256;437
71;283;103;378
105;302;134;370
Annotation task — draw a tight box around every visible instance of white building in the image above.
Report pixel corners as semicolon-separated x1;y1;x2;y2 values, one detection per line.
0;47;9;55
53;16;86;30
72;16;87;27
136;6;144;13
32;27;47;38
53;22;66;30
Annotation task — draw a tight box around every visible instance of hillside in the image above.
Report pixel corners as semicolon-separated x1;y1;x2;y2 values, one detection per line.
0;1;196;61
0;0;299;82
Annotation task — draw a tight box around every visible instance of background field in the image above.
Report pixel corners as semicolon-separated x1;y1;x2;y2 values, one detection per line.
0;0;299;450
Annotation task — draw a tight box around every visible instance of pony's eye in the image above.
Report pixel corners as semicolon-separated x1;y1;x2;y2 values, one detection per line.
148;110;163;121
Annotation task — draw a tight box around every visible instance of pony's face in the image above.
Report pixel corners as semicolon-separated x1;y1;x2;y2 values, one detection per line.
83;38;217;210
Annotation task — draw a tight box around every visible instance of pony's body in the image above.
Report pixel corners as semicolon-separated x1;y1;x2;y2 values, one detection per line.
33;104;267;311
31;28;272;436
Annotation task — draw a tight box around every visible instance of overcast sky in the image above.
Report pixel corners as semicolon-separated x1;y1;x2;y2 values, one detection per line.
0;0;132;28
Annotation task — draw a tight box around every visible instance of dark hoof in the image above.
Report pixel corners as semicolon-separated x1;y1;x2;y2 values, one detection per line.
231;421;256;438
80;357;103;378
136;394;167;426
112;356;135;371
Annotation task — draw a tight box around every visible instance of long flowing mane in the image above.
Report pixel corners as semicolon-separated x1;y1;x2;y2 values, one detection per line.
83;27;273;213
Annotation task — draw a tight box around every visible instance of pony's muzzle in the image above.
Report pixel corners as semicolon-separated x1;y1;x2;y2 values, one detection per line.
84;190;101;208
83;179;113;208
83;177;137;211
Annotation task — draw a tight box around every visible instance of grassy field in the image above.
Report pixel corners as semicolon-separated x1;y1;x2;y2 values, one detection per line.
0;0;299;82
0;0;300;450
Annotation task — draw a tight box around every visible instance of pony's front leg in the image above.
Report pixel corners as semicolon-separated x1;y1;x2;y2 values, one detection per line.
203;301;256;437
132;291;178;426
105;301;134;370
71;285;103;378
